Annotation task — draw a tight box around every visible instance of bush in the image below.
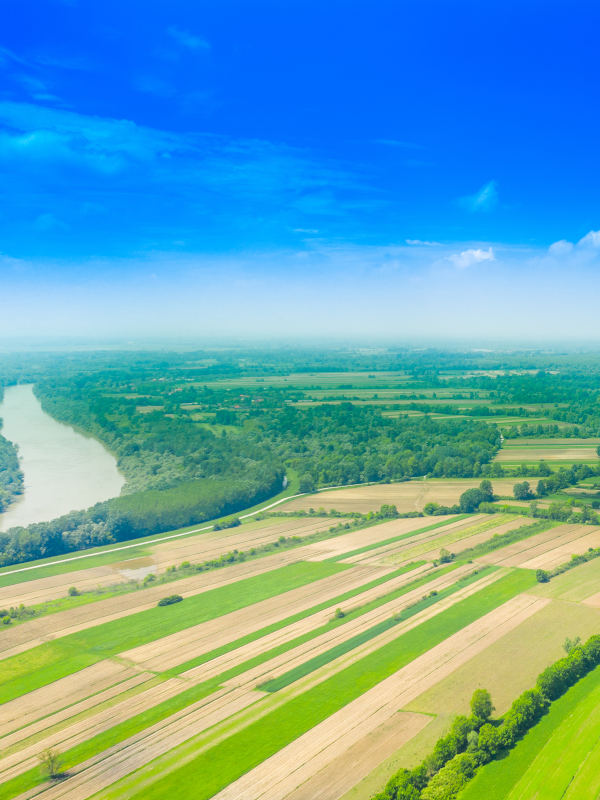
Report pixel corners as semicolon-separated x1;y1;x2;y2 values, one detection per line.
536;569;550;583
68;586;79;596
157;594;183;607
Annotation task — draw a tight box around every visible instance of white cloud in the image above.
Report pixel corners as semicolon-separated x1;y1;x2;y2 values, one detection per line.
167;26;210;51
578;230;600;248
449;247;495;269
406;238;441;246
548;230;600;256
459;180;498;213
548;239;574;256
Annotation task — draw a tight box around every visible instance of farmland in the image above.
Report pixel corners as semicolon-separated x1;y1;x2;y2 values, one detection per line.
3;350;600;800
2;475;600;800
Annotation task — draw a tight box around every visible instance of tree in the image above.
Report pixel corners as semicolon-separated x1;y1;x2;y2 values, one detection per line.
470;688;494;723
38;748;63;779
513;481;533;501
477;723;501;760
536;568;550;583
563;636;582;654
479;479;494;501
299;473;316;493
459;488;486;513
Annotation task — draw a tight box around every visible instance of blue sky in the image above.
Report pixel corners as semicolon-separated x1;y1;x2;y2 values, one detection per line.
1;0;600;339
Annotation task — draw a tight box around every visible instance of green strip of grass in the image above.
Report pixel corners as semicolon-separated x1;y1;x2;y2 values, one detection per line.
0;560;347;705
259;566;495;692
126;569;536;800
326;515;470;562
459;665;600;800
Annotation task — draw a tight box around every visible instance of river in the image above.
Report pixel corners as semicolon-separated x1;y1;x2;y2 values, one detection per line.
0;384;125;531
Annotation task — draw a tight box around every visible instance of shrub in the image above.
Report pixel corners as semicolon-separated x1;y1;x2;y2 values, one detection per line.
68;586;79;596
157;594;183;607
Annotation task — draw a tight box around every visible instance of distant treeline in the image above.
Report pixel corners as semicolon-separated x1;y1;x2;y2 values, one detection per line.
0;388;23;513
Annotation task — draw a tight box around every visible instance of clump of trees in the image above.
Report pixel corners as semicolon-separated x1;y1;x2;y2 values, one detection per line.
157;594;183;606
372;634;600;800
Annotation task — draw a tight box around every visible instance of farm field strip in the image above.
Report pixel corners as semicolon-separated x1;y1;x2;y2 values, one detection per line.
349;516;523;566
256;567;496;693
333;515;487;564
204;592;549;800
0;676;195;781
478;523;595;567
283;480;524;514
5;684;270;800
2;521;402;661
0;549;334;660
313;515;472;561
521;528;600;570
154;566;500;680
282;712;430;800
1;567;469;788
0;660;149;739
1;513;434;614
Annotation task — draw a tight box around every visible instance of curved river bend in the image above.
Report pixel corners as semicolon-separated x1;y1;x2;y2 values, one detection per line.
0;384;125;531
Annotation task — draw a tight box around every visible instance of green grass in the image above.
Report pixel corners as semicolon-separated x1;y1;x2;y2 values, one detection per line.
0;560;347;704
122;568;536;800
259;566;495;692
326;516;470;562
459;665;600;800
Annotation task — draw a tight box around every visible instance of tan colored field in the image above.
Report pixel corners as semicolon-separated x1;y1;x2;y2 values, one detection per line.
479;523;600;570
406;598;600;719
496;445;598;462
502;438;600;446
283;480;522;514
